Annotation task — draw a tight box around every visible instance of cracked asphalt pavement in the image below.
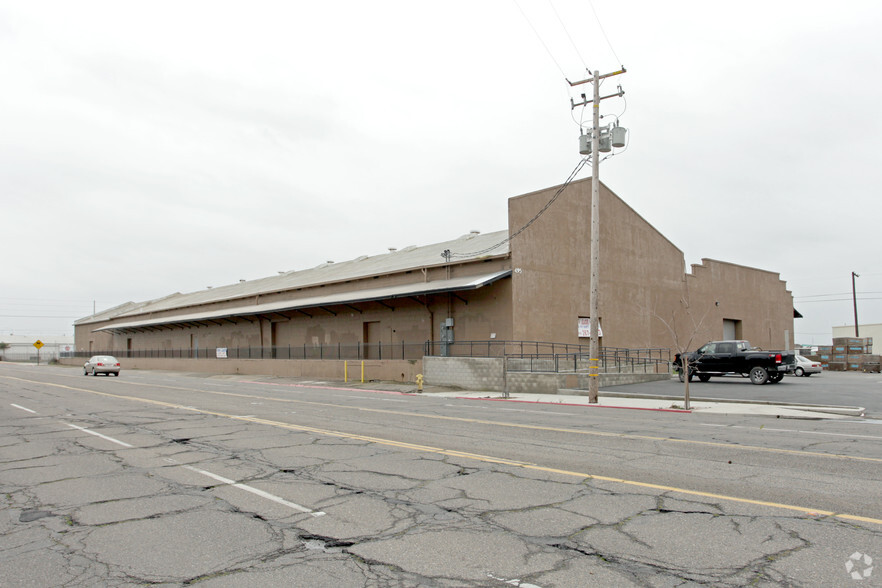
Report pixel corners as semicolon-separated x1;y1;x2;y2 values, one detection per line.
2;363;881;586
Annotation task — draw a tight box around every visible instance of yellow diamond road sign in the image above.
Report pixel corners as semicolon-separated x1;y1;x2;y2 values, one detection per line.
33;340;44;349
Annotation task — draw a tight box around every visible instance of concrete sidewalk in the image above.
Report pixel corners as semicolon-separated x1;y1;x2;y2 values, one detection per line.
262;375;867;419
421;389;865;419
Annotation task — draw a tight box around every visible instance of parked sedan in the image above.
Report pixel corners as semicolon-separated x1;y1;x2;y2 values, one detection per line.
793;355;822;377
84;355;121;376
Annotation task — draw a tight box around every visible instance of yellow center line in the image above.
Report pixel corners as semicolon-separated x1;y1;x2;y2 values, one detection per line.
4;375;882;526
38;375;882;465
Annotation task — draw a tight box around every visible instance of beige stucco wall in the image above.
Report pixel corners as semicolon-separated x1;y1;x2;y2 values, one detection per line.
684;259;794;350
508;178;794;351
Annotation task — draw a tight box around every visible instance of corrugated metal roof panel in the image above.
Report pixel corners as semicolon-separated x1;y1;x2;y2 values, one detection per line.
99;229;509;319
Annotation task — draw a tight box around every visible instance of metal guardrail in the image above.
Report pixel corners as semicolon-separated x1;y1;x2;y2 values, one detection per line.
70;340;671;373
424;341;671;374
424;340;592;358
506;350;671;374
73;342;426;361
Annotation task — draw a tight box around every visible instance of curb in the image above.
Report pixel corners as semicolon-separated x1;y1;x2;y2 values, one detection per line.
587;391;865;417
453;396;692;413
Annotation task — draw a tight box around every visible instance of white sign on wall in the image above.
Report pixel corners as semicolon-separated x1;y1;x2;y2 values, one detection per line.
578;317;603;338
216;347;228;358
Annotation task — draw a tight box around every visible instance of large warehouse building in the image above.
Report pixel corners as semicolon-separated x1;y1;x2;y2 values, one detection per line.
74;179;796;376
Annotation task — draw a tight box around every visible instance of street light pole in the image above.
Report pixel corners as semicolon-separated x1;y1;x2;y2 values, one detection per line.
852;271;860;337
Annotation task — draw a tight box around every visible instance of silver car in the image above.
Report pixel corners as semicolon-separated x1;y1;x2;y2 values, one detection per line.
793;354;822;377
84;355;121;376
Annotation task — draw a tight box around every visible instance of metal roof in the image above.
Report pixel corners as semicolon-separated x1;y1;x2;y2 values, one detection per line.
93;270;511;333
80;230;509;326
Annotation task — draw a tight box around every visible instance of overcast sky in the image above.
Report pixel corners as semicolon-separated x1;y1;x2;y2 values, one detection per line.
2;1;880;345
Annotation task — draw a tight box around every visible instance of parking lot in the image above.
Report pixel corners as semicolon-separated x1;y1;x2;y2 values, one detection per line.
609;370;882;416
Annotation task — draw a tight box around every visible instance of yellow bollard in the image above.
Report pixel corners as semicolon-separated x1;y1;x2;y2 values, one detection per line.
361;360;364;383
415;374;424;392
344;361;348;383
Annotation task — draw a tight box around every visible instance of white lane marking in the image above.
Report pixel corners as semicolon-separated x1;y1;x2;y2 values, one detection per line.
700;423;882;441
11;404;37;414
63;423;134;447
444;404;491;409
178;463;325;517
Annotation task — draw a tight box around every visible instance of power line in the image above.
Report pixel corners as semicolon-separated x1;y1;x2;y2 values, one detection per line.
588;0;622;66
511;0;568;78
547;0;590;71
795;297;882;304
448;157;589;259
795;291;882;299
0;314;81;318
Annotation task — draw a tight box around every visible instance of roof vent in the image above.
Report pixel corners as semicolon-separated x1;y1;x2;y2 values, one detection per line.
470;230;480;234
239;279;246;283
326;261;334;264
388;247;397;253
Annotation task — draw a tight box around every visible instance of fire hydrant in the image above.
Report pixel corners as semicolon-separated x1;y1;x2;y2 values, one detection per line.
415;374;424;393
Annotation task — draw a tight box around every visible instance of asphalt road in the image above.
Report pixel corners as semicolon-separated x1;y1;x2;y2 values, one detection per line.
2;363;882;586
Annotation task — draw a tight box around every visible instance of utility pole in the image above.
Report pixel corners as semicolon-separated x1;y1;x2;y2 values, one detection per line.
569;68;626;403
852;271;860;337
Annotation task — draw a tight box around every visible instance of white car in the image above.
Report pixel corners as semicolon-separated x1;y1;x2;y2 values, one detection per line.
84;355;121;376
793;355;822;377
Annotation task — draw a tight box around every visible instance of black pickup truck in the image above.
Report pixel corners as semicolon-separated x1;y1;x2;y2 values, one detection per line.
673;340;797;385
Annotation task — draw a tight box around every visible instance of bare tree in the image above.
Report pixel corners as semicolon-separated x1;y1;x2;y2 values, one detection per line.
650;284;714;410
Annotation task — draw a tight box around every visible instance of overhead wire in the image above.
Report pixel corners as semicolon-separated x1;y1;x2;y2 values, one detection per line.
448;157;590;259
547;0;590;71
794;297;882;304
463;2;624;260
511;0;568;78
588;0;622;66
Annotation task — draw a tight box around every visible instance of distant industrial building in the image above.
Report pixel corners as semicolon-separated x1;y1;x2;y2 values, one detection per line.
0;334;74;362
74;179;796;372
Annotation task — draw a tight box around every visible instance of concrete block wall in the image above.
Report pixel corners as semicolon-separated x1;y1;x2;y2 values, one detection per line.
425;357;669;393
423;357;505;391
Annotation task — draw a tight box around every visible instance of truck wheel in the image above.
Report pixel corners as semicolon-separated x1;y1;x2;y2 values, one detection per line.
678;371;693;383
698;374;711;382
768;373;783;384
749;367;769;385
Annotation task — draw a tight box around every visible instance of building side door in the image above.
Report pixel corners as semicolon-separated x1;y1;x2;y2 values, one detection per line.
363;321;381;359
723;319;741;340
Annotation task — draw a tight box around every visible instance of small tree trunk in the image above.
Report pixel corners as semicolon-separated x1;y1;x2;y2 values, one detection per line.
683;361;691;410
